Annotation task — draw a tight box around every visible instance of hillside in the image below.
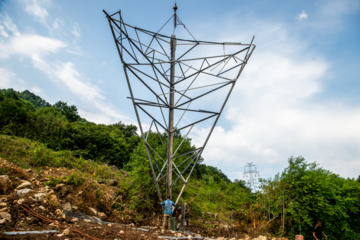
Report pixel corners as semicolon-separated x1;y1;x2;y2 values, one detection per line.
0;135;271;240
1;88;360;240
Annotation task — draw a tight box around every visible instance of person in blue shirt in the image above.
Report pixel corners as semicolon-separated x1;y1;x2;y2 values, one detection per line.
160;196;176;230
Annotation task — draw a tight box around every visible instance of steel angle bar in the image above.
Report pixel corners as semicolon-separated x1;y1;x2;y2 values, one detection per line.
127;97;167;106
176;42;199;61
128;65;169;89
106;14;161;199
125;35;170;60
172;125;194;157
126;66;168;106
144;143;162;197
175;101;192;129
172;147;202;161
145;143;166;181
157;97;169;130
111;15;252;47
175;153;203;204
107;15;171;85
171;152;200;188
217;62;244;77
155;37;171;61
175;81;230;95
135;28;144;53
175;60;234;84
136;104;168;132
145;120;154;141
177;81;232;108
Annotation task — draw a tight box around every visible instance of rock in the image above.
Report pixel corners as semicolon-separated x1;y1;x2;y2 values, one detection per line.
0;212;11;222
35;193;46;201
0;219;6;224
109;179;118;186
17;198;26;205
98;212;107;220
72;205;78;211
48;192;59;205
0;207;10;213
16;188;32;197
39;205;46;211
16;180;32;190
55;209;63;216
111;165;118;171
119;230;124;234
0;175;12;194
258;235;267;240
69;218;78;223
97;178;104;184
88;207;98;216
0;202;7;208
62;202;72;212
54;184;69;198
0;198;6;203
84;219;91;223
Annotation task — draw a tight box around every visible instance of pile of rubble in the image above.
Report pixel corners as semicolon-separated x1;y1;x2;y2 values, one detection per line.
0;157;287;240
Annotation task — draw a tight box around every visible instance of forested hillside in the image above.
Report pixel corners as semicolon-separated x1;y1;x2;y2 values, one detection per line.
0;88;359;240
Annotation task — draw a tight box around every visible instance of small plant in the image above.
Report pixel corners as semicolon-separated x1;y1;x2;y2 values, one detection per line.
67;172;85;186
44;177;63;187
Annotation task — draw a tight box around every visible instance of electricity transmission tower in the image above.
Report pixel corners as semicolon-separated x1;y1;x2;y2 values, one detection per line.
104;4;255;204
244;162;259;191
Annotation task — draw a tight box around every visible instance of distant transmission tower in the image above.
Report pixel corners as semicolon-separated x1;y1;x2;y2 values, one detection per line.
244;162;259;191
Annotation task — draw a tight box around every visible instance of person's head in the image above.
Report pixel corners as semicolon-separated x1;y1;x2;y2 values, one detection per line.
316;220;322;227
167;195;171;200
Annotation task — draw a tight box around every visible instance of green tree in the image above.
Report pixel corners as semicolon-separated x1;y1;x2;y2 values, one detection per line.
54;101;81;122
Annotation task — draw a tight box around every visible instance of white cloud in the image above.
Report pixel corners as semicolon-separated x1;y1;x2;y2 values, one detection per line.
71;25;81;39
0;34;66;59
24;0;50;24
0;68;16;89
297;11;308;20
189;16;360;181
0;14;20;39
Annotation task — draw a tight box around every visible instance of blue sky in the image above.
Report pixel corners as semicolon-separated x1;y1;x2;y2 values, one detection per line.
0;0;359;182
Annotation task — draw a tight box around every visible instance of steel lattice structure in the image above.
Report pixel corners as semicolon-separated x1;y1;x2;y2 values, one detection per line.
104;7;255;204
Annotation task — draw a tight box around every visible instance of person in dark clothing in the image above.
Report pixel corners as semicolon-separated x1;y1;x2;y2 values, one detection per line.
313;220;328;240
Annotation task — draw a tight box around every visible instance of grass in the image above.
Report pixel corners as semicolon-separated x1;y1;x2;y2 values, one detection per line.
0;135;122;182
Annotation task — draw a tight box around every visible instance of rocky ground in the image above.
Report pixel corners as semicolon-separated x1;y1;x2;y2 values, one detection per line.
0;158;287;240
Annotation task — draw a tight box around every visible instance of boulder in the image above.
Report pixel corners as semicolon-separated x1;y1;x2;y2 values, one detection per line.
88;207;98;216
98;212;107;220
0;212;11;223
48;193;59;205
0;175;12;194
16;180;32;190
16;188;32;197
55;209;63;216
0;207;10;213
62;202;72;212
34;193;46;201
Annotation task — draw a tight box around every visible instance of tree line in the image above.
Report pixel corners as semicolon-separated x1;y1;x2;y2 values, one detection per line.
0;88;359;239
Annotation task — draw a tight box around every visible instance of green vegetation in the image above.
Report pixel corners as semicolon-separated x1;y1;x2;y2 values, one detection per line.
0;88;359;239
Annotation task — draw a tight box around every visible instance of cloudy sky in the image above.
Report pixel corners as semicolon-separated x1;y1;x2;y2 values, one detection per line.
1;0;359;182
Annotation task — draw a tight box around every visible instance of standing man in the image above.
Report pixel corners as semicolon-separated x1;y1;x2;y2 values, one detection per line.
160;196;176;230
313;220;328;240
